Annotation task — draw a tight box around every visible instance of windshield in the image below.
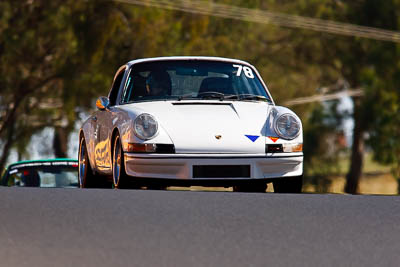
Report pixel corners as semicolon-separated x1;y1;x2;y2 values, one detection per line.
3;163;78;188
121;60;272;103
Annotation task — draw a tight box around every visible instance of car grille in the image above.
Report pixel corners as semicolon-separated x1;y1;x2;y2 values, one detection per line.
193;165;250;178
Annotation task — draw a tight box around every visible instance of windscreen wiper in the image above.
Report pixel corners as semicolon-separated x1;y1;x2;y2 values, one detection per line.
177;93;197;101
236;94;272;103
178;92;271;102
177;92;231;101
197;91;226;100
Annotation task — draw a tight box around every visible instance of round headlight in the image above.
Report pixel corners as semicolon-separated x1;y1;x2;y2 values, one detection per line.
274;113;300;140
133;113;158;140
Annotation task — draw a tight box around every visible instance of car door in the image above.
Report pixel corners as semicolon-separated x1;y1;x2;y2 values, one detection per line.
91;108;105;171
95;66;126;172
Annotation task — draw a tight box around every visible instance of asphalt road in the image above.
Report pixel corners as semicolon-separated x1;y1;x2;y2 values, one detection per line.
0;187;400;267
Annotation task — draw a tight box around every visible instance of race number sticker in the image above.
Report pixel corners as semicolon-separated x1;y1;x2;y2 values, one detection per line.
233;64;254;78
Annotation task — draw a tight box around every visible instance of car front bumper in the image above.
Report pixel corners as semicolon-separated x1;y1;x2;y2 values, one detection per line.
124;152;303;181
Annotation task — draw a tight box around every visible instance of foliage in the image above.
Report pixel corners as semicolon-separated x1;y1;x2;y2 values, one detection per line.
0;0;124;166
365;64;400;188
303;102;345;192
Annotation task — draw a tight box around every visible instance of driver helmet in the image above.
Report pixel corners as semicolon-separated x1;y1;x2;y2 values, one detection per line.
145;70;171;96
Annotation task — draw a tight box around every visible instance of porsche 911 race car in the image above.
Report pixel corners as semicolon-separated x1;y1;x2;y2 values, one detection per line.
79;57;303;192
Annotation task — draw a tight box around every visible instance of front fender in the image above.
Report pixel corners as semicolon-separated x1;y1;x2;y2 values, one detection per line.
108;106;174;154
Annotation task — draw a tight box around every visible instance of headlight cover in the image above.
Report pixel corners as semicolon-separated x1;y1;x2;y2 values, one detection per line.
274;113;300;140
133;113;158;140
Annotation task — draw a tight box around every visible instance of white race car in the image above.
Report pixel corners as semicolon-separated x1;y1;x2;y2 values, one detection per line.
79;57;303;192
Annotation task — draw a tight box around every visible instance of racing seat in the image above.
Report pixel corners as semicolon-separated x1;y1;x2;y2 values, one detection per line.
198;77;233;95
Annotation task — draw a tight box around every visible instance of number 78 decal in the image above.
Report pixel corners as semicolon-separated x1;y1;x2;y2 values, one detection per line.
233;64;254;78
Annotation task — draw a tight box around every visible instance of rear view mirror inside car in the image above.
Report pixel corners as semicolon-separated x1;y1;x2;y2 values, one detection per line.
176;67;208;76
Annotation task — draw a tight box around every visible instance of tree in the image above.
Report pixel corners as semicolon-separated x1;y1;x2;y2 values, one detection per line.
284;0;400;194
365;57;400;193
0;0;125;169
340;0;400;193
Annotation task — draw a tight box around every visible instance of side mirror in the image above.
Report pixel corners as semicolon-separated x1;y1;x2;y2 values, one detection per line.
96;96;110;110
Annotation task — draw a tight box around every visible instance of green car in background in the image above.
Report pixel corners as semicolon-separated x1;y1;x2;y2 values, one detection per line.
1;159;79;188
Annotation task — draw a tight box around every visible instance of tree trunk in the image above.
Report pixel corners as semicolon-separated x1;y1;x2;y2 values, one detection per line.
0;121;15;172
345;98;365;194
53;127;69;158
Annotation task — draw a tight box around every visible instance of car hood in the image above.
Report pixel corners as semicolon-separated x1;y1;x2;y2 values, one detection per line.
124;101;272;153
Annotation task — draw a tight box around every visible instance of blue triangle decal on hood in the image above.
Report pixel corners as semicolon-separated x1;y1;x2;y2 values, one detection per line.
245;135;259;142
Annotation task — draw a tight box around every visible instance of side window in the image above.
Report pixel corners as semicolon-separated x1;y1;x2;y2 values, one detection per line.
109;70;125;106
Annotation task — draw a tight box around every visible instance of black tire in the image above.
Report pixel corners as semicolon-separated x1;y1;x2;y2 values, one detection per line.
78;136;96;188
273;176;303;193
112;134;129;189
233;182;267;193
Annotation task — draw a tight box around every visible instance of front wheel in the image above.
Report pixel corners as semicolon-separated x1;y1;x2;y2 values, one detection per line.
112;134;129;189
273;176;303;193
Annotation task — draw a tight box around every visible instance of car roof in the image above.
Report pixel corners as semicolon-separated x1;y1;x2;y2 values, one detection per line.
126;56;254;67
6;158;78;170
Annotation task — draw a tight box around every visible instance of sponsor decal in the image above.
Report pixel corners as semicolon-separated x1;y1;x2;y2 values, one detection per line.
245;135;259;142
268;136;279;143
